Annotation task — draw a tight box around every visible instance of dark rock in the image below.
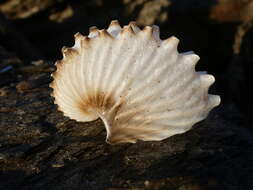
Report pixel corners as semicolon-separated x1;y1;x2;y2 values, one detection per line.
0;0;252;189
16;73;52;93
0;72;253;189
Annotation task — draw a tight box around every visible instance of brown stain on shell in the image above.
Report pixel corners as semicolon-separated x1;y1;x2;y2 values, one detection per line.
62;47;79;59
75;90;122;119
99;29;113;39
89;26;99;33
50;22;165;143
49;20;218;144
109;20;121;27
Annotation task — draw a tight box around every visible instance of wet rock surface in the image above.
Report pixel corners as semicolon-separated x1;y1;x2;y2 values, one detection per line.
0;0;253;189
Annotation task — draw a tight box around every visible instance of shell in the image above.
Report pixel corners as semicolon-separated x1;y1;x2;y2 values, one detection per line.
50;20;221;144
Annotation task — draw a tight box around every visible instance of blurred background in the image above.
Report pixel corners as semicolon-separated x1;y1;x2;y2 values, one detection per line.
0;0;252;123
0;0;252;190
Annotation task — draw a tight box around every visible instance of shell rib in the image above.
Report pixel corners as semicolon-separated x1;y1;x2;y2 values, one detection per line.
50;20;221;144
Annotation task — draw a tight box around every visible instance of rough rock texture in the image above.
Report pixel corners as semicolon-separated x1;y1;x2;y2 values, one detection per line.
0;0;253;189
0;74;252;190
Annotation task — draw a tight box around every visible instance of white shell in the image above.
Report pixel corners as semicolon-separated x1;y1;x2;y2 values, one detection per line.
50;20;221;144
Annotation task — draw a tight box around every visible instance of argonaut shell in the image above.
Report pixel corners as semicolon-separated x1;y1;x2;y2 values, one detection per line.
50;20;221;144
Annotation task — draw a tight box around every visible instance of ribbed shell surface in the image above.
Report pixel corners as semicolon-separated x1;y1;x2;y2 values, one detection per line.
50;20;220;144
